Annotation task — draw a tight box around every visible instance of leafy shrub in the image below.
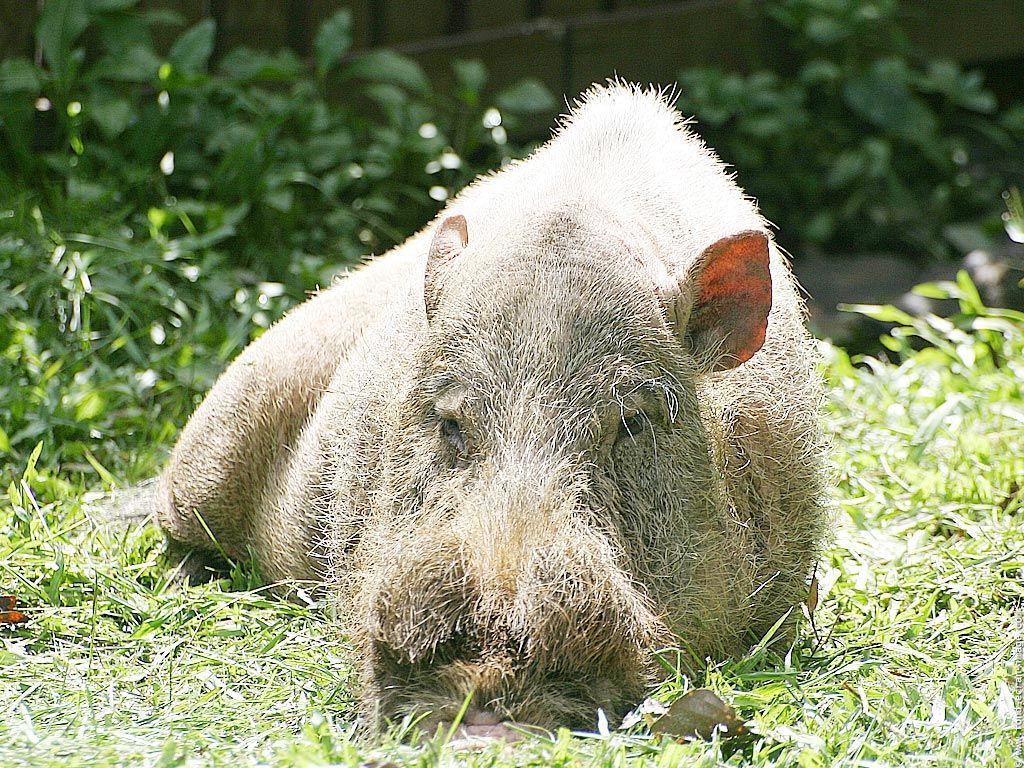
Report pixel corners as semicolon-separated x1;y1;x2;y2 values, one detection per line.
0;1;546;480
845;271;1024;371
676;0;1024;258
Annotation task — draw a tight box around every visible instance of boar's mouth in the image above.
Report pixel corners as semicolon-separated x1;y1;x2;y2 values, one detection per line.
366;575;666;735
373;638;654;735
357;499;672;735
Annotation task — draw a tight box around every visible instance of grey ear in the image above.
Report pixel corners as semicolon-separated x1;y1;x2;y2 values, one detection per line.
662;231;772;373
424;215;469;321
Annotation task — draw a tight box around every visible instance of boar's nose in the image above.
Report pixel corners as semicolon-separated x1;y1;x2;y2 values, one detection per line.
368;523;666;731
449;452;592;591
365;451;668;728
371;537;658;665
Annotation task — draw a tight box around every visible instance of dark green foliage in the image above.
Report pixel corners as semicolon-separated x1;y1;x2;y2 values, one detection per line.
0;2;543;481
676;0;1024;258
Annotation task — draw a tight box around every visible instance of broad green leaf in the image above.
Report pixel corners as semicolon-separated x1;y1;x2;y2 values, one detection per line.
826;150;867;188
496;78;557;115
83;449;116;485
843;60;937;140
218;47;302;82
23;440;43;483
42;359;63;381
0;58;41;93
955;269;985;314
343;50;429;94
314;9;352;79
363;82;406;117
87;0;140;10
87;90;133;138
839;302;916;325
37;0;89;80
75;390;107;421
911;281;953;300
7;481;20;509
918;59;997;113
92;45;162;82
266;187;295;214
799;59;841;85
804;14;848;45
1001;104;1024;132
141;8;184;27
94;12;153;57
802;210;834;244
0;425;10;453
169;19;216;75
453;59;487;95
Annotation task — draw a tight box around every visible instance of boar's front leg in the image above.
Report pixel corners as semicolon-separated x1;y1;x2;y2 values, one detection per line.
157;282;359;582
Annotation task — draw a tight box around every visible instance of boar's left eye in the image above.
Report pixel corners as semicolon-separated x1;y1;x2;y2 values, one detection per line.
618;413;647;443
440;417;468;455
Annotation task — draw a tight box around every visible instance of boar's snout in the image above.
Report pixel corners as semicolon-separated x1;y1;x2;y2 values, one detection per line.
364;458;668;732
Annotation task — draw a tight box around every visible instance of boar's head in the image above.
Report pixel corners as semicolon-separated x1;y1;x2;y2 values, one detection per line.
340;209;772;738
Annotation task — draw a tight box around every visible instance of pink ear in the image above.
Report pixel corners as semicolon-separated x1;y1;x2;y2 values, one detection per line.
685;231;772;372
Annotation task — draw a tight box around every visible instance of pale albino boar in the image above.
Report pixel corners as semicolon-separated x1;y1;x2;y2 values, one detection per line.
158;83;828;738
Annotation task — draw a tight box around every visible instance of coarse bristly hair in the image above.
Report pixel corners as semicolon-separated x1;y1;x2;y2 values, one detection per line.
156;82;831;735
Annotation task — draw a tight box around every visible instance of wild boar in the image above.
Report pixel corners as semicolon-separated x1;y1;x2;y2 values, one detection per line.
157;82;829;738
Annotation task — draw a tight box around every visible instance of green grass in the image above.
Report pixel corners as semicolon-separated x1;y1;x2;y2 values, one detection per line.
1;291;1022;767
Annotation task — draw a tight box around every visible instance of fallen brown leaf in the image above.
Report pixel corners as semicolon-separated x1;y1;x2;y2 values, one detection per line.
806;573;819;615
651;688;747;740
0;595;27;626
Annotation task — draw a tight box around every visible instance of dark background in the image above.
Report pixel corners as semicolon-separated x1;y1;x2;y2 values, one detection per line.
3;1;1023;107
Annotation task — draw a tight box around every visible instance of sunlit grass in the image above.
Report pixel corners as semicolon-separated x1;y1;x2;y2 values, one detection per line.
2;295;1022;766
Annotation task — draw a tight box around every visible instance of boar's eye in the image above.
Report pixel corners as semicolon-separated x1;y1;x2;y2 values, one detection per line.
617;412;647;443
440;417;468;455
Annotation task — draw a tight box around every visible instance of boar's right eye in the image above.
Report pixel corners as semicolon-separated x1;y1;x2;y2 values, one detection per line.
440;417;468;456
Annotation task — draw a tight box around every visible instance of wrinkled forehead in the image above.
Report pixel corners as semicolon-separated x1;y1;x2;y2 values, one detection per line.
428;242;671;396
